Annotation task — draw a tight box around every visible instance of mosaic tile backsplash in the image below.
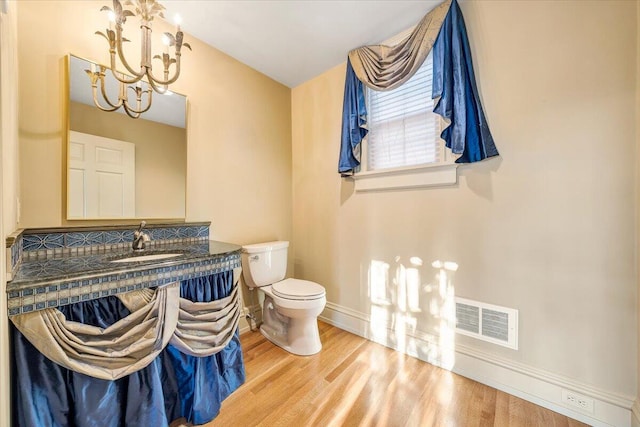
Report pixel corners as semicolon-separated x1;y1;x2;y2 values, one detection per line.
20;224;210;259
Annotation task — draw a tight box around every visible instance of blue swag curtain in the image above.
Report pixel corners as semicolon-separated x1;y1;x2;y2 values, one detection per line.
11;271;245;427
338;0;498;175
338;59;368;175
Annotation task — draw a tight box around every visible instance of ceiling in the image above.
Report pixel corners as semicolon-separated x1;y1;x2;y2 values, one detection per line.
162;1;441;88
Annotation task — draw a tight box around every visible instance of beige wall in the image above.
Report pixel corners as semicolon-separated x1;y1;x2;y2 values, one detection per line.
292;0;637;399
17;0;292;249
2;2;18;233
0;1;20;425
70;101;186;219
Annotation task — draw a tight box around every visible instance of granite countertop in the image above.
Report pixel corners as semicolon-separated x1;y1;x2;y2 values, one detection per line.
8;240;242;292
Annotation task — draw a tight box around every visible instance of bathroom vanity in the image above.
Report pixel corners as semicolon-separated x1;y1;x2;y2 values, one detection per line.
5;222;246;426
6;222;239;314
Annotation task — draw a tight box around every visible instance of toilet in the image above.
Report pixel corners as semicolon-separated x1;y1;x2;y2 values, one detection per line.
241;241;326;356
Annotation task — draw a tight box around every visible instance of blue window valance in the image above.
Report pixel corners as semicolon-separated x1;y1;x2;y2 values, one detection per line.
338;0;499;175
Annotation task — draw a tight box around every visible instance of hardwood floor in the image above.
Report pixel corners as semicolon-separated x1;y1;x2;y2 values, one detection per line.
202;322;588;427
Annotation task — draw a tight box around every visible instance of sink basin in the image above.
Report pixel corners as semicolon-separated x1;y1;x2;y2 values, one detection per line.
111;253;183;263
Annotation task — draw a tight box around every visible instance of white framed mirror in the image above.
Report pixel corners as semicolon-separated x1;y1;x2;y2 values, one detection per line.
66;54;187;220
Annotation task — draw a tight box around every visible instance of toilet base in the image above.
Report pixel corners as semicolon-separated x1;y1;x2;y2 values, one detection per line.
260;317;322;356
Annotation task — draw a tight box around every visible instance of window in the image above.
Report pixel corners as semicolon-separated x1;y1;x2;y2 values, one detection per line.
354;51;458;192
366;52;440;171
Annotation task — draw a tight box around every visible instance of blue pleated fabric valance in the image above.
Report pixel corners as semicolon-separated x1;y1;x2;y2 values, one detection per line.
338;0;498;175
12;271;245;427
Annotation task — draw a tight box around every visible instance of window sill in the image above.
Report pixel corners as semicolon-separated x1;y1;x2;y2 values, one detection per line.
351;163;458;192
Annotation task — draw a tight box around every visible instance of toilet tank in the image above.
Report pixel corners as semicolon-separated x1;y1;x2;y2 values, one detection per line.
241;241;289;288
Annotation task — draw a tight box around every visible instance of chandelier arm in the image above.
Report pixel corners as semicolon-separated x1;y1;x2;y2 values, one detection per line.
122;104;142;119
147;50;182;88
146;75;170;94
111;24;146;80
146;56;181;86
139;90;154;113
109;53;144;85
123;89;153;115
97;73;126;109
91;84;122;112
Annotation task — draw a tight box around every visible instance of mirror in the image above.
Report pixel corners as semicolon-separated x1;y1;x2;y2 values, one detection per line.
67;54;187;220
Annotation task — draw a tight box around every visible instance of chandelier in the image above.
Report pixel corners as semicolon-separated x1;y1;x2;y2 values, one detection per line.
86;0;191;118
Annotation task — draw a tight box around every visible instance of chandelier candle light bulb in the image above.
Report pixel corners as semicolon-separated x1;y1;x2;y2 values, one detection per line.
108;10;115;30
86;0;191;118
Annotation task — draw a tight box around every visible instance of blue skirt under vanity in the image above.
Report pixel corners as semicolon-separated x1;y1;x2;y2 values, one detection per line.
12;271;245;427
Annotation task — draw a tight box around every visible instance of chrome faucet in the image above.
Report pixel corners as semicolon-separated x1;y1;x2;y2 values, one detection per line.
132;221;150;251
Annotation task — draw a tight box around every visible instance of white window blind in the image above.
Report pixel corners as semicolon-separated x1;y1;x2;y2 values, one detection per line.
366;52;440;171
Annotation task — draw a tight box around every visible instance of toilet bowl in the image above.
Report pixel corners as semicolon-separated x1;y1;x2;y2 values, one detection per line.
241;241;326;356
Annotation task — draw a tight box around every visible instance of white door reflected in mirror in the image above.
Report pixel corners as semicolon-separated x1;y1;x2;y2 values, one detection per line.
68;131;135;219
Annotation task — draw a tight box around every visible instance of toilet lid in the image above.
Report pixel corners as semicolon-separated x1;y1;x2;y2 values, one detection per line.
272;278;325;300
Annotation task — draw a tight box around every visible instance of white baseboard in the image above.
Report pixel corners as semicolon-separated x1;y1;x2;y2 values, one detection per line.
320;302;635;427
238;321;251;335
